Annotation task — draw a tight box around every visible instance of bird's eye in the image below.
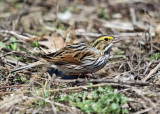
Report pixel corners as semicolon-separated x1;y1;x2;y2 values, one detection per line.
104;38;108;41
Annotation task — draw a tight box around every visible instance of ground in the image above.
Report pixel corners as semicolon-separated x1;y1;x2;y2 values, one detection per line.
0;0;160;113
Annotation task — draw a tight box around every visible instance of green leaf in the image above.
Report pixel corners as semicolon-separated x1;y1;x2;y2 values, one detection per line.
58;85;129;113
122;109;129;114
111;103;119;110
87;83;93;87
98;86;104;93
150;53;159;60
10;42;18;50
0;42;6;48
98;8;109;20
10;37;16;42
33;40;39;47
116;50;125;55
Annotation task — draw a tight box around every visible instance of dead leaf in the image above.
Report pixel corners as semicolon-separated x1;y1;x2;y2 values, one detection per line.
38;32;65;53
154;25;160;44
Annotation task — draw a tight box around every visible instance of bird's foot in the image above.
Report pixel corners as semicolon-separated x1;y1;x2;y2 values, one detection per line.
78;73;97;79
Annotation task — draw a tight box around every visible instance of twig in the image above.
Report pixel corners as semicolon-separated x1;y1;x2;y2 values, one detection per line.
0;50;27;58
77;78;160;87
4;56;27;66
0;84;31;89
54;79;77;83
52;78;160;88
152;44;160;51
142;62;160;82
0;30;30;40
130;7;136;25
132;108;152;114
54;102;81;113
0;47;27;56
143;60;160;74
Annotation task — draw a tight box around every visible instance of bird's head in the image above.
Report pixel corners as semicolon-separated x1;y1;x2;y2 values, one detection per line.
91;35;117;52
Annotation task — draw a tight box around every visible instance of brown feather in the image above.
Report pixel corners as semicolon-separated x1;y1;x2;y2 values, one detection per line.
42;44;94;65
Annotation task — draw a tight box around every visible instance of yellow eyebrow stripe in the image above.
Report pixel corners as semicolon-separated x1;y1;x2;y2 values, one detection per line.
99;36;114;41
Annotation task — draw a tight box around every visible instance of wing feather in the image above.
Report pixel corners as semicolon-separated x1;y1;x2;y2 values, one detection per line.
42;43;94;65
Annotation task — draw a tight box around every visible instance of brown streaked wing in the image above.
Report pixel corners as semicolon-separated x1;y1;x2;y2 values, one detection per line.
42;43;94;65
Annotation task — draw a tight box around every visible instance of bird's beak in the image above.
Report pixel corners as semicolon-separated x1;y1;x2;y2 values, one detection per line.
112;37;121;43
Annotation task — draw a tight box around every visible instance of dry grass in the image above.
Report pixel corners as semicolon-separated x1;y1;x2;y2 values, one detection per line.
0;0;160;113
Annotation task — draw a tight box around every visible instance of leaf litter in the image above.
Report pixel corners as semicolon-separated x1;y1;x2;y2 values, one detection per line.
0;0;160;113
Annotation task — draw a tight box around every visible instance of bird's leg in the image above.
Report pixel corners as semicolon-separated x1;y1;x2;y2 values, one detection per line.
78;73;97;79
48;73;56;87
51;73;57;81
86;73;98;79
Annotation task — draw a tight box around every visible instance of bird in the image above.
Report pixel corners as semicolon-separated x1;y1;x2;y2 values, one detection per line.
42;35;117;76
12;35;117;77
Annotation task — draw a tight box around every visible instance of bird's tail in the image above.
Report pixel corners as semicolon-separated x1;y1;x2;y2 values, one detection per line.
11;59;49;73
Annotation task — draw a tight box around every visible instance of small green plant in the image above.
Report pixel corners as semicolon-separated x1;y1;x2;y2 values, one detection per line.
59;85;129;114
33;40;39;47
34;84;51;108
0;41;7;48
16;56;24;61
98;8;109;20
115;50;128;60
0;37;19;50
150;53;159;61
116;51;125;55
0;1;3;6
12;72;28;83
9;37;18;50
